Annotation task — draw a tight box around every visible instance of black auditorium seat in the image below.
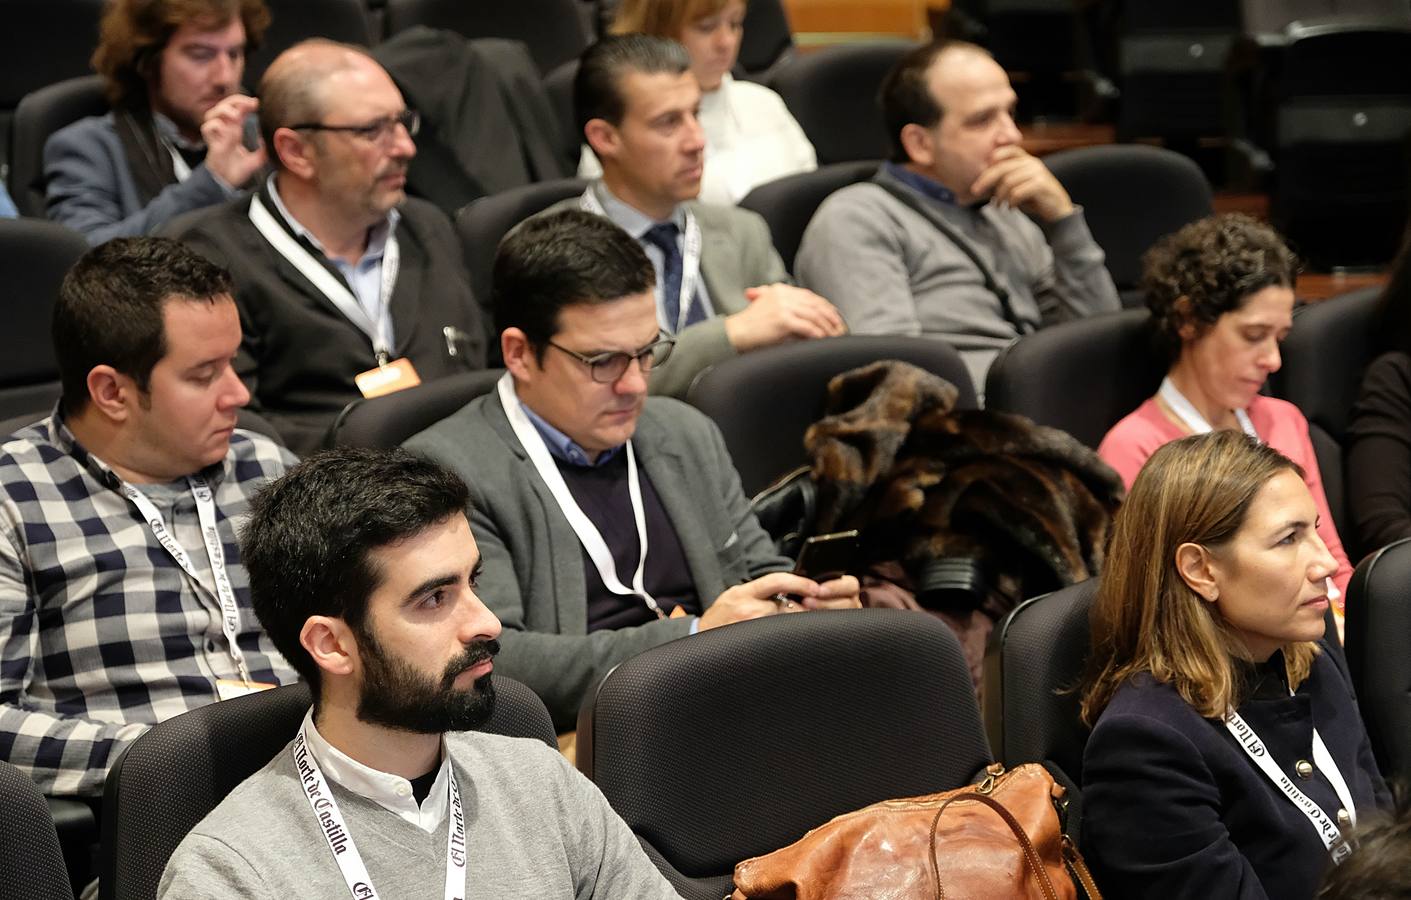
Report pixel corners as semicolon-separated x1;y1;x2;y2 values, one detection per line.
577;608;993;900
1343;537;1411;783
99;676;553;900
0;0;104;176
383;0;591;74
1266;286;1383;553
685;334;976;496
738;160;879;275
0;219;89;420
8;75;107;218
1044;144;1214;307
0;760;75;900
244;0;373;85
984;309;1165;450
767;41;917;165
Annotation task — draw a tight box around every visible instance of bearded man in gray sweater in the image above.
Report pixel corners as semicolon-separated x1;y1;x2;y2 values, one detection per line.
796;40;1120;396
157;448;679;899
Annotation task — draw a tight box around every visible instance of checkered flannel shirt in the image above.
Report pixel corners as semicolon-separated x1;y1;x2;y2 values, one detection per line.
0;412;300;796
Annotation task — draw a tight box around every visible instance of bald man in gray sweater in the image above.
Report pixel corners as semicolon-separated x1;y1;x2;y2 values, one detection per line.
797;42;1119;396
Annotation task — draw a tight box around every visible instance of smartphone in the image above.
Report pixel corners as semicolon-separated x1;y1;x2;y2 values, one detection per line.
793;529;860;583
241;112;261;152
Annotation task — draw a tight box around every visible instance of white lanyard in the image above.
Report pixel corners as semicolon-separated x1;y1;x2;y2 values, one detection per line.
1159;376;1257;438
1225;703;1358;865
496;375;664;618
249;194;401;363
580;187;703;334
291;728;466;900
121;476;251;684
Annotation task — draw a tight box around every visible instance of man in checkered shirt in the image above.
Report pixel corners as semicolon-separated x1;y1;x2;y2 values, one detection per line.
0;237;298;798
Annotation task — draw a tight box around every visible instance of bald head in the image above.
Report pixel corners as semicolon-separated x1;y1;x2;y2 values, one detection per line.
257;39;381;171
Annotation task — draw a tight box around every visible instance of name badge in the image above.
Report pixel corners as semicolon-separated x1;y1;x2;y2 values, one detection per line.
354;358;421;398
216;679;277;701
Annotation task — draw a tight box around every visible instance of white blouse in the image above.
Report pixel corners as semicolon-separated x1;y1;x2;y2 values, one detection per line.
579;74;818;206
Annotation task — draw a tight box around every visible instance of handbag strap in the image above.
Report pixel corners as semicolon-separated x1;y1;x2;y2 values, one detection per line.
1062;835;1104;900
927;790;1059;900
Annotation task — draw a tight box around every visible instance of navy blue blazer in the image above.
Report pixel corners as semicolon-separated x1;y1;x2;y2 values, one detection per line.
1082;647;1390;899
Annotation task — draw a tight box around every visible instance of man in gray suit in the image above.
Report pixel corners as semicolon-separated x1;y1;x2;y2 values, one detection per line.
404;210;860;731
549;34;845;397
45;0;270;244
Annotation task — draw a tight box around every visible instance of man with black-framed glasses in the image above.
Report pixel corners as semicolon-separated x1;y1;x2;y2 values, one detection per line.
171;40;488;453
405;210;860;734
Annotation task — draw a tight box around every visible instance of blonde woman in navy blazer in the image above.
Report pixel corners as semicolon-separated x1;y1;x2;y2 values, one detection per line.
1081;430;1390;899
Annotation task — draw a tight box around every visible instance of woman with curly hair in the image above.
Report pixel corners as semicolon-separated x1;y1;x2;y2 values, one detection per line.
1081;430;1388;899
1097;213;1352;600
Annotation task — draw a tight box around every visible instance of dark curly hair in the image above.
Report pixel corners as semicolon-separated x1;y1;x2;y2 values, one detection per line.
1142;213;1299;363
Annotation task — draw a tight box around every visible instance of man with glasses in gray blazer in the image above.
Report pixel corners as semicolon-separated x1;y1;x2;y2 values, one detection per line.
404;210;860;733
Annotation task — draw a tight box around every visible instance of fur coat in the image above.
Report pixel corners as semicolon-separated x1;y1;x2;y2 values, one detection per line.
805;361;1124;683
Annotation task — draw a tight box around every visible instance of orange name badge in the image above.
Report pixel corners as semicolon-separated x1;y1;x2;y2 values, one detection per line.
354;358;422;399
215;679;277;701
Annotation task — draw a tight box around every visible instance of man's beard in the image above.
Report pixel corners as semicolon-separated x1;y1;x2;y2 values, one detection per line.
356;634;500;734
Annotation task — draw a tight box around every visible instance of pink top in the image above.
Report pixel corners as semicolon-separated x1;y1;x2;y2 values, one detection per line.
1098;395;1352;598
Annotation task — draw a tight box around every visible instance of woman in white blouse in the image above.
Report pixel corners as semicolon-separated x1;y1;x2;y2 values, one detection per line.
580;0;818;205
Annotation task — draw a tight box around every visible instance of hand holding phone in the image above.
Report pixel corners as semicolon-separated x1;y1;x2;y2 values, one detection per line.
241;111;261;153
792;529;860;583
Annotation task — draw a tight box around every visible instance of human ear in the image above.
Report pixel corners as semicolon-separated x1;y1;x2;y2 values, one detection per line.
271;128;315;179
1173;297;1200;342
501;328;539;382
584;118;620;159
85;365;134;423
1175;542;1220;602
299;616;358;679
899;123;934;168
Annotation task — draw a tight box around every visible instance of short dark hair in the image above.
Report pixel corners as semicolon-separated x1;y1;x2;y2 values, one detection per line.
53;237;234;416
494;209;655;360
1318;782;1411;899
1142;213;1299;363
574;33;692;137
879;40;989;163
240;447;472;691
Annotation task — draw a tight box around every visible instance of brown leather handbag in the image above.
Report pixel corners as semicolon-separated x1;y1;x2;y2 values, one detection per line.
730;763;1102;900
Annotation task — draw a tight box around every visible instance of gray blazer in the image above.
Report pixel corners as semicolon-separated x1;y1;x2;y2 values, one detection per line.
44;114;231;245
404;392;789;730
543;190;790;397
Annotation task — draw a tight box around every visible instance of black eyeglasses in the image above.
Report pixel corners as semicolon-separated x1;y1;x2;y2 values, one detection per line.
287;109;420;147
546;332;676;383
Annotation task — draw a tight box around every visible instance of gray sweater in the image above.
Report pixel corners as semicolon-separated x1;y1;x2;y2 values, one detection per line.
795;167;1120;396
157;731;680;899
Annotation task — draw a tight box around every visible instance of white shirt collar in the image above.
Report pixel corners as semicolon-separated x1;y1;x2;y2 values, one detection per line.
265;174;401;264
592;180;688;238
299;709;451;834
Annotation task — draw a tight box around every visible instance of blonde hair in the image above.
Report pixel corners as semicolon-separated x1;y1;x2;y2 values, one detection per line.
610;0;742;39
1080;430;1319;725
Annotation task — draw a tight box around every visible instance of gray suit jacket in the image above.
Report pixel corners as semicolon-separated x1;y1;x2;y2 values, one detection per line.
543;189;789;397
404;392;789;730
44;113;232;245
